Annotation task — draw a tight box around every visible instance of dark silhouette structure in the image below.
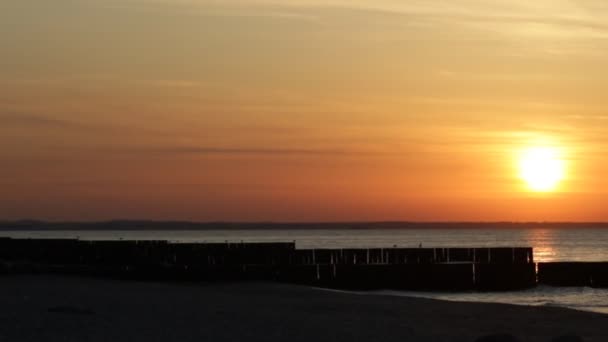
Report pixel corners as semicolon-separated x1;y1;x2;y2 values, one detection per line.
2;237;592;291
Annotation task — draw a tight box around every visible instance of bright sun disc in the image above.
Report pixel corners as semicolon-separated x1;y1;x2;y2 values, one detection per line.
519;147;565;192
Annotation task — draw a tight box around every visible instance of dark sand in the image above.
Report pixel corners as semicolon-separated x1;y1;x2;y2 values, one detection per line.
0;275;606;342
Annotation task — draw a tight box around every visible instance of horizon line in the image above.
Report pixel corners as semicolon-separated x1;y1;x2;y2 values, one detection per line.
5;220;608;225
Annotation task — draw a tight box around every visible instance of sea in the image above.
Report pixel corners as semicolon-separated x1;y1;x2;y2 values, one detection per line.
2;227;608;314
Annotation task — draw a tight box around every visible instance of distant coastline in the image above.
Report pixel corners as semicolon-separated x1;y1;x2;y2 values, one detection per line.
2;221;608;231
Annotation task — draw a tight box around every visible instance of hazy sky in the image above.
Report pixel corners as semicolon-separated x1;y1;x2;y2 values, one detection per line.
2;0;608;221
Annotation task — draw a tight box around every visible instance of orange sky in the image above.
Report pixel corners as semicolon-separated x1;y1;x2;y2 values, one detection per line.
2;0;608;221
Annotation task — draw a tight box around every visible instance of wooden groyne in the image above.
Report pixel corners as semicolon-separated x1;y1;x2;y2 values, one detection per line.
538;262;608;287
0;237;595;291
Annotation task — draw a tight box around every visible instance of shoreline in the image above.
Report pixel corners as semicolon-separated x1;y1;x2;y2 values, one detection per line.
1;275;607;342
331;286;608;315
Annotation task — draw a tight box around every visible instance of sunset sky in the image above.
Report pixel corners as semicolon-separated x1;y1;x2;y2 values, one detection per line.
2;0;608;221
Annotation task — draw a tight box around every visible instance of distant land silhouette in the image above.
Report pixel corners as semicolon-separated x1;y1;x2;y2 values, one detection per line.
2;221;608;231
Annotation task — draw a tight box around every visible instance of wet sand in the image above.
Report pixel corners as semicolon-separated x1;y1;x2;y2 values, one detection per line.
0;275;606;342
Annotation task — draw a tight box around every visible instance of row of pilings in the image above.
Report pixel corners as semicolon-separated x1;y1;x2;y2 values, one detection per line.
0;237;605;290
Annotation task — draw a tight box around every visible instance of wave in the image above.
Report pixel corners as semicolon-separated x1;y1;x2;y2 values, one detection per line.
355;286;608;315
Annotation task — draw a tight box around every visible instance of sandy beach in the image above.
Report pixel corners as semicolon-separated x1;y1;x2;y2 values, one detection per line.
0;275;605;342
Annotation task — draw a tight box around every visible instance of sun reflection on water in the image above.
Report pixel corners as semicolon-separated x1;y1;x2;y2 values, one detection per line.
525;228;557;263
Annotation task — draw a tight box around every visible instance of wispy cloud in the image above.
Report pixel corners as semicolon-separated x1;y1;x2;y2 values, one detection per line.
58;0;608;46
149;0;608;39
165;146;356;156
0;113;81;128
97;0;319;21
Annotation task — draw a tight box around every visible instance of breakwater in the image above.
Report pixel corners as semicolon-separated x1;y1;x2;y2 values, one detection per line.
0;237;602;291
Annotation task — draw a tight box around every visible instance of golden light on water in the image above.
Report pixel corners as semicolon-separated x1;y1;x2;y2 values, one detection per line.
518;146;566;192
525;228;557;263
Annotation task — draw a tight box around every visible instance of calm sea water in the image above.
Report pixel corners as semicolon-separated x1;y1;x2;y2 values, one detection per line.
3;228;608;314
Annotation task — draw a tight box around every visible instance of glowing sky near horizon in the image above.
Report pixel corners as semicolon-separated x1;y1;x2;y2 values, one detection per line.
2;0;608;221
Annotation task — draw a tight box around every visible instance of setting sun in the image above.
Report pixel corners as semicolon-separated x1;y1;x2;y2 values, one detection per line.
518;147;566;192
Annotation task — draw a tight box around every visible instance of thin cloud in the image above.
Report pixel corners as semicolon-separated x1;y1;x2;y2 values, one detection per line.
86;0;608;42
167;146;356;156
172;1;608;38
99;0;319;21
0;112;159;136
0;113;80;128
